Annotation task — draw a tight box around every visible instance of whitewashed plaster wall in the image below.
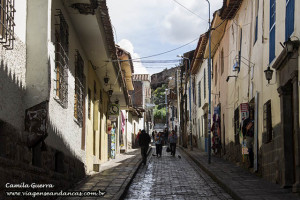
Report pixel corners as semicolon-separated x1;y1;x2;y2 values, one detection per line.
26;0;87;164
0;1;26;130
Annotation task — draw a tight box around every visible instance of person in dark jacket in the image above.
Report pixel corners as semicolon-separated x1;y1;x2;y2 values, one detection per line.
168;130;178;156
139;130;151;165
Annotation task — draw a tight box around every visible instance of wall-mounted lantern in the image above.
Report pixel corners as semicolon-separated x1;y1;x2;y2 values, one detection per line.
104;71;110;86
108;85;113;97
264;66;273;84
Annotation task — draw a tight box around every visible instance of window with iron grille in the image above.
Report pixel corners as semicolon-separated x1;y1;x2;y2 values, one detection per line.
55;10;69;108
0;0;15;50
263;100;272;143
88;88;91;119
74;51;84;126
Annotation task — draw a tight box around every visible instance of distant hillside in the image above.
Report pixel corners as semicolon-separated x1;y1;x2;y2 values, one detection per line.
150;66;180;90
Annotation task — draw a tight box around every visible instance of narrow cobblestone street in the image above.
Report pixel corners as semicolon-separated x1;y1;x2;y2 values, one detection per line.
124;146;233;200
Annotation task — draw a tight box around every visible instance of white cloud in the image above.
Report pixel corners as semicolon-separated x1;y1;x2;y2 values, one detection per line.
107;0;224;74
160;0;223;45
118;39;148;74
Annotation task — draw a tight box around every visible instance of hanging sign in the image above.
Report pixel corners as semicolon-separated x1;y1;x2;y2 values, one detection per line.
240;103;249;121
108;103;119;116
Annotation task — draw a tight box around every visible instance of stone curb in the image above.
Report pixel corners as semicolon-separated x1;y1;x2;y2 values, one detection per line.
114;147;152;200
179;146;241;200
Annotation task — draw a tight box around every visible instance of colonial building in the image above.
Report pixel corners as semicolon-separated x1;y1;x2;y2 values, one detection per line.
189;0;300;192
0;0;135;195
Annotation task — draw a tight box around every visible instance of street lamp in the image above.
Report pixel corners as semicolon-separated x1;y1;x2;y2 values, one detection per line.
177;55;193;151
264;66;273;84
206;0;212;164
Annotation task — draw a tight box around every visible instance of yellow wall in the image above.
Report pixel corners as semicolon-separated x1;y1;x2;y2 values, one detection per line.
86;64;109;172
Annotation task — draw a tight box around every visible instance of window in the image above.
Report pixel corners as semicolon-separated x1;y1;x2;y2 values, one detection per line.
55;10;69;108
263;100;272;143
204;69;206;99
201;116;204;137
88;88;91;119
198;81;201;107
254;0;259;44
221;49;224;75
238;27;242;72
74;51;84;126
285;0;294;41
269;0;276;63
198;118;201;139
214;63;218;86
234;107;240;145
192;77;196;103
0;0;15;49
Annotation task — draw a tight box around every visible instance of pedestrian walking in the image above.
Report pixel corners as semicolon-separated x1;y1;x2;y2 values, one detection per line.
135;129;141;148
242;110;254;168
155;132;163;157
139;130;151;165
168;130;178;156
152;130;156;142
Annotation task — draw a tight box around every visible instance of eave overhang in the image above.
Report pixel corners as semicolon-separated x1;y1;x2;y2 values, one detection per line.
203;12;227;59
219;0;243;20
191;32;208;74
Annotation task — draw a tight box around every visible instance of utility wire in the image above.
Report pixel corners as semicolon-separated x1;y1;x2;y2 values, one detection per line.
171;0;207;22
109;37;199;62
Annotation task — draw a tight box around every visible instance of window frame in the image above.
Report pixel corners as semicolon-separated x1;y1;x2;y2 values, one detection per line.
269;0;276;63
0;0;15;50
74;50;84;126
263;100;272;143
55;10;69;108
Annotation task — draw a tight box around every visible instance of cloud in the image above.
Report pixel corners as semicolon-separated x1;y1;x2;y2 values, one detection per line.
118;39;148;74
160;0;223;45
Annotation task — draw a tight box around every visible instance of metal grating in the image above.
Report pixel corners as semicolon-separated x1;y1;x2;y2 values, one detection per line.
74;50;84;126
0;0;15;50
55;10;69;108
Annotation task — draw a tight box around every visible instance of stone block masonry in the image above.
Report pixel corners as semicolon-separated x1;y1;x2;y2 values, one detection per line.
0;121;86;199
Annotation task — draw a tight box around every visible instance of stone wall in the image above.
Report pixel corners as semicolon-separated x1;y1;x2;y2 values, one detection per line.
0;121;86;199
261;124;282;184
0;37;26;131
223;141;242;164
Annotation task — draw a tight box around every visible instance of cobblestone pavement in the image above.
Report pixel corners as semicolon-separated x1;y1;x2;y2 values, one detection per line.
63;149;147;200
124;146;233;200
181;147;300;200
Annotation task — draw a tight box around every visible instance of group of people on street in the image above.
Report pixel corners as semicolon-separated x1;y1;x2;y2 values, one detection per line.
138;129;178;165
138;108;254;168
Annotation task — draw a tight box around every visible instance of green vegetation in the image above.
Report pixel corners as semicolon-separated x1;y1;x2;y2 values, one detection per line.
153;84;167;122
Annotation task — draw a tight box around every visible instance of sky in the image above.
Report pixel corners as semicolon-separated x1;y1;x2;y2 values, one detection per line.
107;0;223;75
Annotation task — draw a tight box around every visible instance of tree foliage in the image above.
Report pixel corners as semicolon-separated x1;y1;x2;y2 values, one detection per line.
153;84;167;122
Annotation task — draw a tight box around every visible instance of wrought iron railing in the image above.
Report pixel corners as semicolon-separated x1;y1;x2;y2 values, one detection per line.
74;51;84;126
0;0;15;50
54;10;69;108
